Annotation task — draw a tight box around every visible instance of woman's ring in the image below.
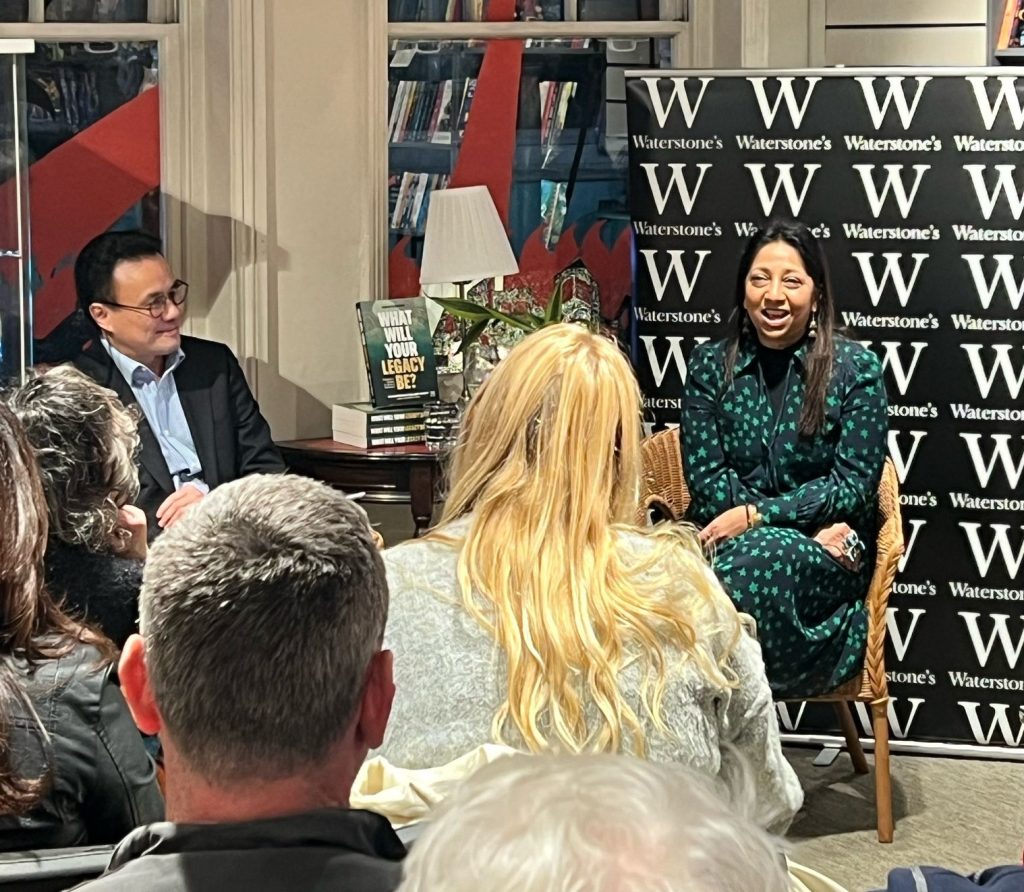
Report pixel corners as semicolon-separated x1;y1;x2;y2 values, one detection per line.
842;531;864;563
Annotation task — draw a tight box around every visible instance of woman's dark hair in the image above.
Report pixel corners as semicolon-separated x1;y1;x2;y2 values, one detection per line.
726;217;836;436
0;404;114;815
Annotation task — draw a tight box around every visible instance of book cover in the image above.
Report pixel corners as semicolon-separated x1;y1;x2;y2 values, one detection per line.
356;297;439;408
332;430;426;449
332;401;427;435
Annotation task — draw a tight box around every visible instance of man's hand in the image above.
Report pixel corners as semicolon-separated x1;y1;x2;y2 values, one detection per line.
813;521;860;571
114;504;148;560
698;505;752;549
156;484;205;529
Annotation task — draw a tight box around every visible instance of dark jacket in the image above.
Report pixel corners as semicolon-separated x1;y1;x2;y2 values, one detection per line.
876;866;1024;891
73;336;286;533
0;642;164;851
45;542;142;649
72;808;406;891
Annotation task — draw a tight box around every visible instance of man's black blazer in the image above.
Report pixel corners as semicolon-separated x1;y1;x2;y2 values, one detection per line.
73;335;286;532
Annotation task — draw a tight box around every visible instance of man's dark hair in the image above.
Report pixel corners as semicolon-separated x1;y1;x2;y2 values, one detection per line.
74;230;164;330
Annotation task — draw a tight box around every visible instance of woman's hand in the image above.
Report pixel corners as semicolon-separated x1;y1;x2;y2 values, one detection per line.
813;522;860;571
114;505;148;561
699;505;753;548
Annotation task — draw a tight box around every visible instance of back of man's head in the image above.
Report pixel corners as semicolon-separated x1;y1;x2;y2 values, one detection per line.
137;473;389;783
397;754;789;892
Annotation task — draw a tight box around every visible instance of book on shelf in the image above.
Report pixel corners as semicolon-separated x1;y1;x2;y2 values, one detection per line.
390;172;450;231
332;402;427;449
356;297;439;408
390;79;472;144
539;80;578;163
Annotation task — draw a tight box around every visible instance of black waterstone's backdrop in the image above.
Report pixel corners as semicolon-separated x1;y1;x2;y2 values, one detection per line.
625;69;1024;750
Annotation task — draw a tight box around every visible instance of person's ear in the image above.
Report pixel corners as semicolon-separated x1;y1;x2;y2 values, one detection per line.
118;634;163;736
89;302;113;336
355;650;395;750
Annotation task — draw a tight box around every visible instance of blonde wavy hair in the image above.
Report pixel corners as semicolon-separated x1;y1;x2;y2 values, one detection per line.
431;324;738;756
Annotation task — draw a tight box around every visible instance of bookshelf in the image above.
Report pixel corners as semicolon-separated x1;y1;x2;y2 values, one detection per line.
387;4;690;307
989;0;1024;63
388;40;607;243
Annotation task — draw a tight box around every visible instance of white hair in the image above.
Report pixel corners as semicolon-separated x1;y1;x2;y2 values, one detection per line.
397;753;789;892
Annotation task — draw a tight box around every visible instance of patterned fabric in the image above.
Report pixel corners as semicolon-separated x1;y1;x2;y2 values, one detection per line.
378;518;804;834
681;335;888;699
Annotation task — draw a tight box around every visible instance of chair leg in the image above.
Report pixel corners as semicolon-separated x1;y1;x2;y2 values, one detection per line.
833;701;869;774
873;699;894;843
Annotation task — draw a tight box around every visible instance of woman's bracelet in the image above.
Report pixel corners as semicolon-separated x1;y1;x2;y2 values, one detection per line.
745;505;763;530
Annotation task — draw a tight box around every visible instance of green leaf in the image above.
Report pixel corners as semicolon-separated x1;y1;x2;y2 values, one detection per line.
544;277;564;325
456;317;492;353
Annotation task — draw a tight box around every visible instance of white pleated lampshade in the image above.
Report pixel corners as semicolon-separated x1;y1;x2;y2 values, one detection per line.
419;185;520;285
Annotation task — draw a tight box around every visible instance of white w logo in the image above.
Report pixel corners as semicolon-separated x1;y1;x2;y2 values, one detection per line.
959;702;1024;746
963;165;1024;220
855;76;932;130
745;164;821;216
638;336;710;388
642;76;714;128
640;163;712;214
960;344;1024;400
965;76;1024;131
860;341;927;397
887;430;927;485
887;607;927;662
639;250;712;303
747;77;821;128
962;255;1024;311
852;252;928;307
775;702;807;732
898;519;927;574
959;434;1024;489
853;165;931;219
853;698;926;740
959;613;1024;669
959;524;1024;579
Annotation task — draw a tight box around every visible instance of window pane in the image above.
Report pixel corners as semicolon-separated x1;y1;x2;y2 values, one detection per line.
387;37;667;341
0;1;29;22
27;41;160;364
0;53;31;383
44;0;148;22
389;1;565;23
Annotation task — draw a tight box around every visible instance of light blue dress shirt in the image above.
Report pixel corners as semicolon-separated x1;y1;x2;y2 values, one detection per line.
102;339;209;493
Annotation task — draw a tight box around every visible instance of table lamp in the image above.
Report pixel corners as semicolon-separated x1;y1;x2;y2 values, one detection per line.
419;184;520;311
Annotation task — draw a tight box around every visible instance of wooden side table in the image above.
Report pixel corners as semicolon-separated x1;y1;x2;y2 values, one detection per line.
276;439;443;537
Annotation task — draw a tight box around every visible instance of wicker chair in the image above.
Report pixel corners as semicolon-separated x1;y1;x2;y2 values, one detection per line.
638;427;905;842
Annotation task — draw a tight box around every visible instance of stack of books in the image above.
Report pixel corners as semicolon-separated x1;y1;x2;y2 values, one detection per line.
331;402;427;449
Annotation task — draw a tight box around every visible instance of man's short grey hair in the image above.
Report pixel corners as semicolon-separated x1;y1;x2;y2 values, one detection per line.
397;753;789;892
6;365;139;553
140;473;388;782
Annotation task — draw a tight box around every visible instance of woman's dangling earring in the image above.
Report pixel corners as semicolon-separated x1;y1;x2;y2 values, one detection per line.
808;308;818;339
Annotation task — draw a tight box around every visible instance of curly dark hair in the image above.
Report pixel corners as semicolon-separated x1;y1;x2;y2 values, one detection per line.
0;404;114;814
7;366;141;554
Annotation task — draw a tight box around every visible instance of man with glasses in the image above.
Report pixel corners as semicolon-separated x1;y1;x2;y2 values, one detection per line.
73;230;285;537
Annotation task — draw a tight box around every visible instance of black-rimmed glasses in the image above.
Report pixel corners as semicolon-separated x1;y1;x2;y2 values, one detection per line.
97;280;189;318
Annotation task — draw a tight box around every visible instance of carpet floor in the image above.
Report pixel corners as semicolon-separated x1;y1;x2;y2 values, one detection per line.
785;745;1023;891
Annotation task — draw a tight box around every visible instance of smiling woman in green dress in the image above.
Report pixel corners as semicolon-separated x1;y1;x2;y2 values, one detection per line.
681;218;889;699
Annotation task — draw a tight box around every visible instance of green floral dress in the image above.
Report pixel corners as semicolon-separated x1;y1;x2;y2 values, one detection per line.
681;335;889;699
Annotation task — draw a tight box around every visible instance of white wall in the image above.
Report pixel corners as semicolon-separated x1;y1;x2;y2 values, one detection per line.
814;0;987;67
